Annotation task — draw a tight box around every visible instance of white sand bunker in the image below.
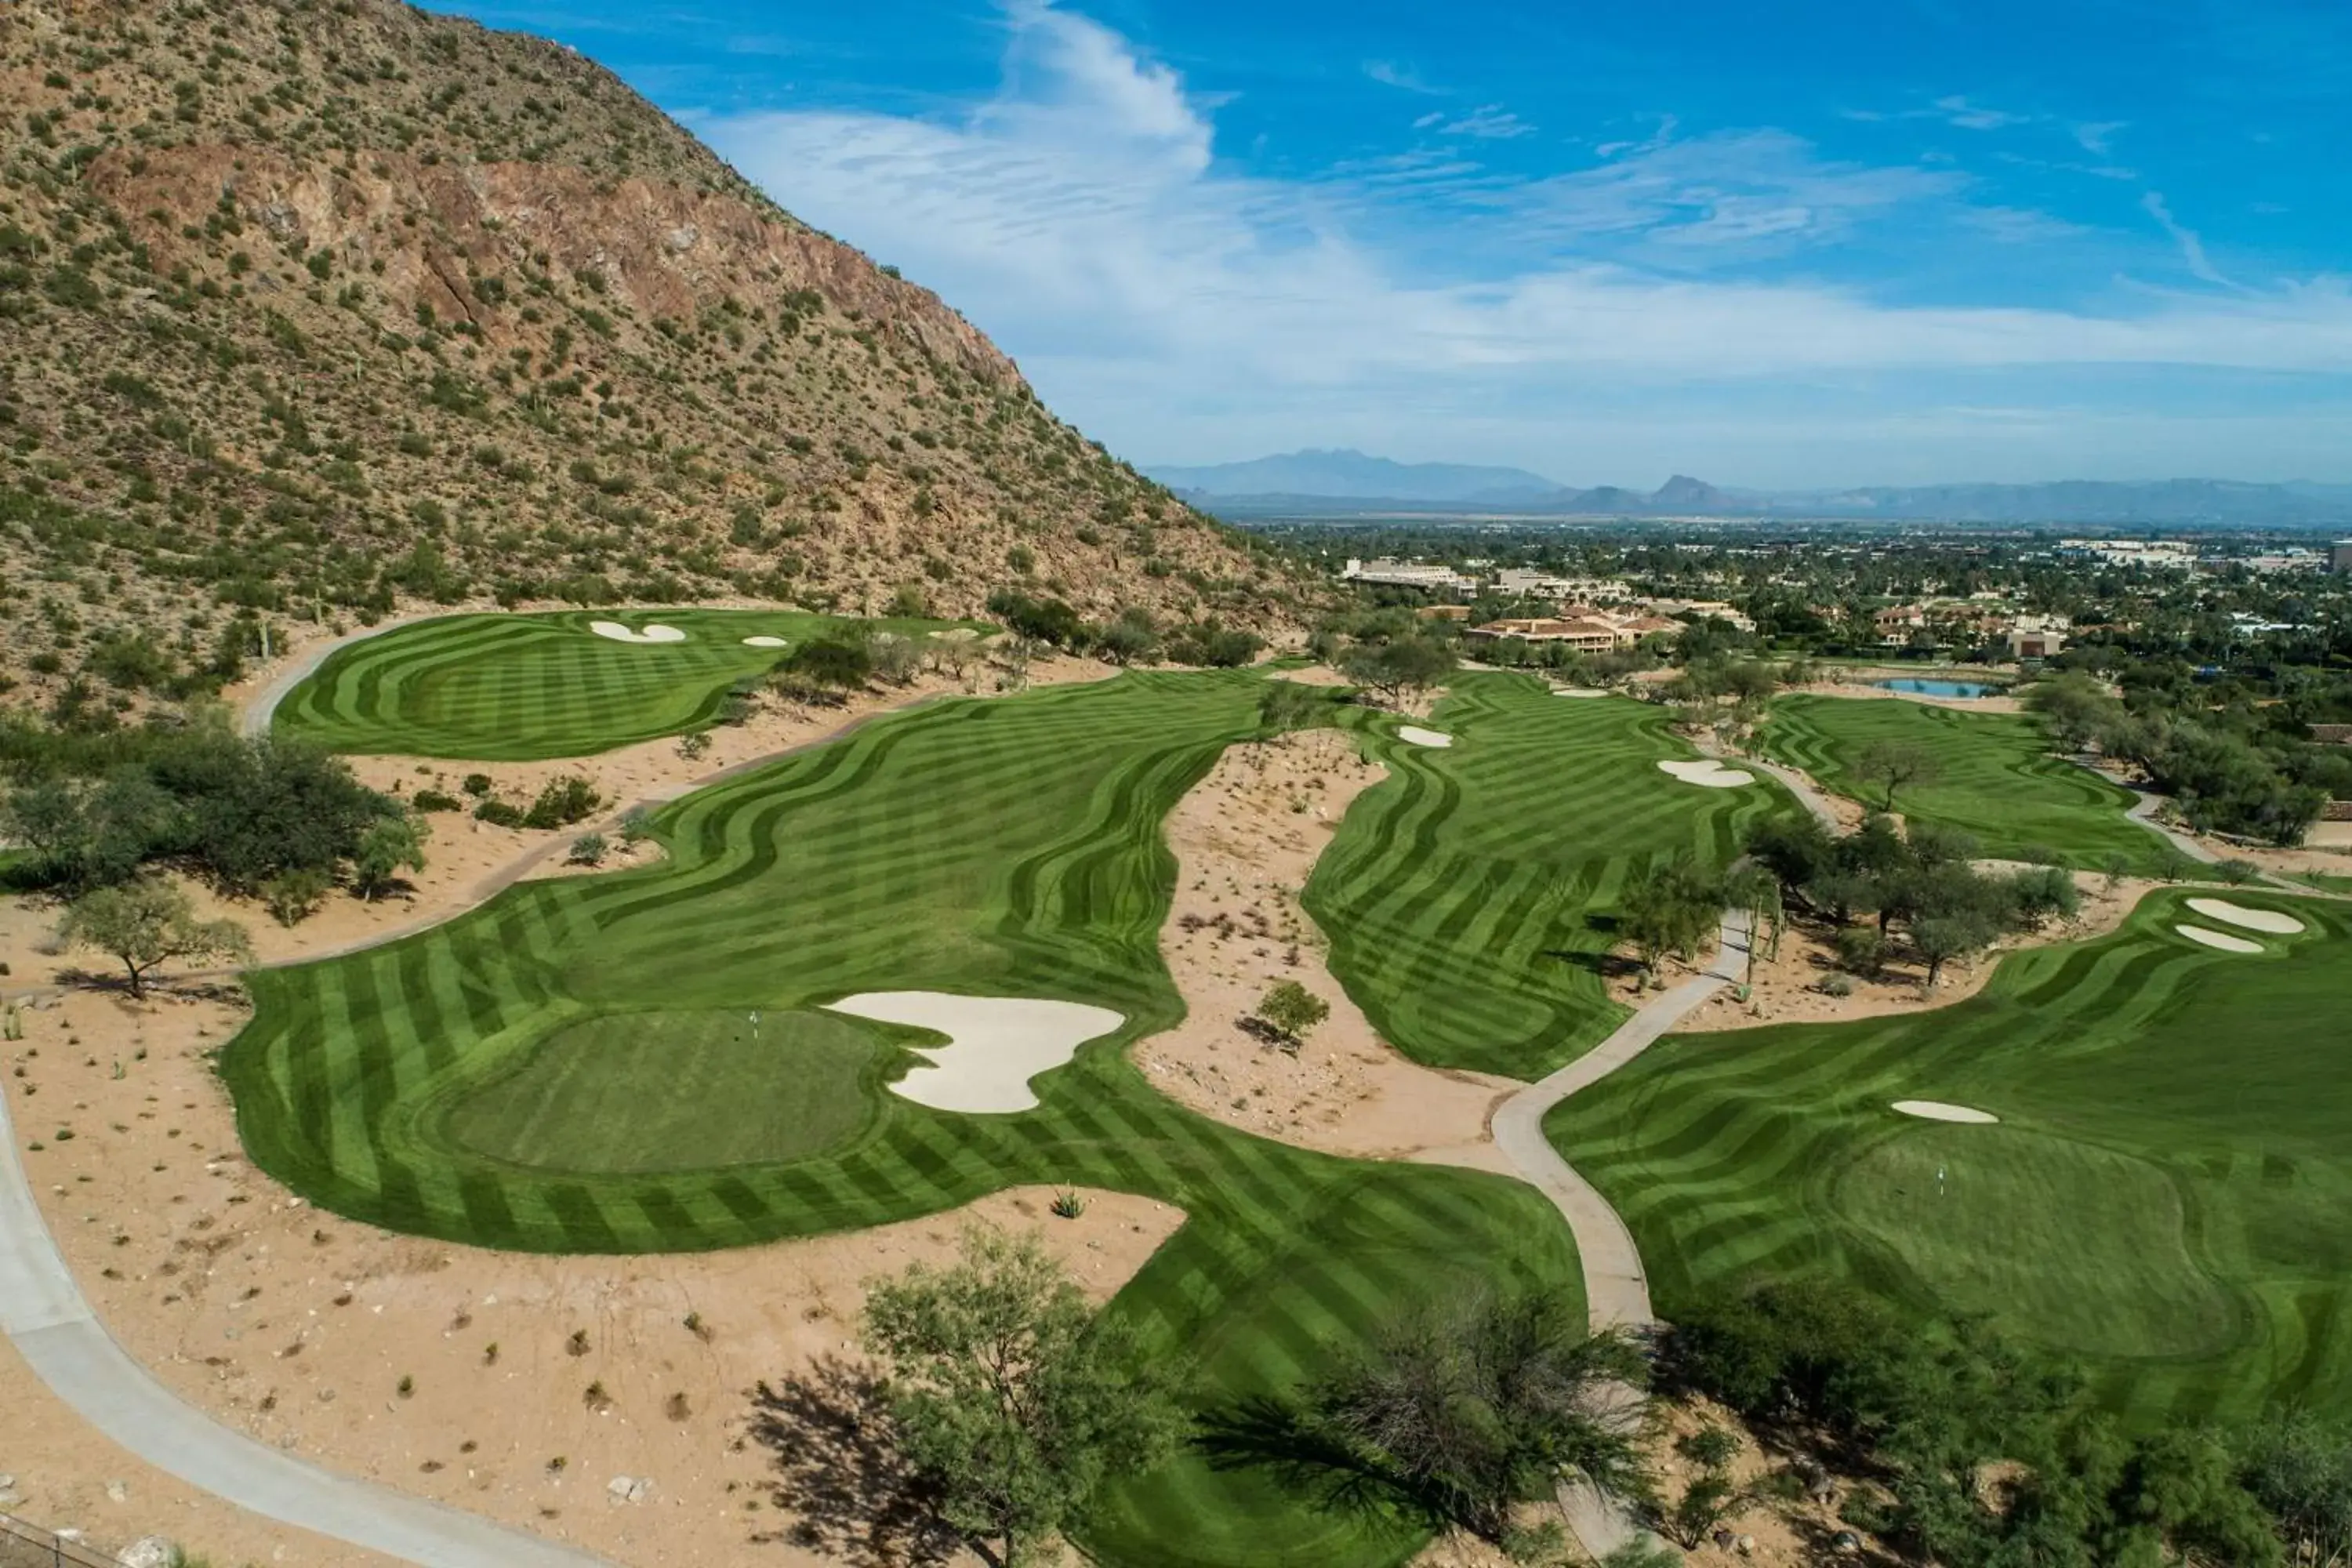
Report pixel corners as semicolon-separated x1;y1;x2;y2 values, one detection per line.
2186;898;2305;935
1892;1101;2000;1124
1658;758;1755;788
826;991;1126;1114
1397;725;1454;749
2176;924;2263;954
742;634;789;648
590;621;687;644
1553;688;1610;699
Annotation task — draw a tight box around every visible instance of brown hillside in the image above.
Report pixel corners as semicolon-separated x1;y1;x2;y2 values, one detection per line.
0;0;1297;709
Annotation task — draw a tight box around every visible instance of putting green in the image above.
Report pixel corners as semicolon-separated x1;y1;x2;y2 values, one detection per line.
272;608;977;760
1310;673;1800;1078
224;669;1581;1568
1761;694;2168;872
1546;887;2351;1426
440;1008;896;1174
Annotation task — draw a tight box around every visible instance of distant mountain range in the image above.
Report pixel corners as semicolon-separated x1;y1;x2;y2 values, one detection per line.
1149;450;2352;528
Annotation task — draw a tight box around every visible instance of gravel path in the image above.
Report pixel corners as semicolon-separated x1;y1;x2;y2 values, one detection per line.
0;1080;609;1567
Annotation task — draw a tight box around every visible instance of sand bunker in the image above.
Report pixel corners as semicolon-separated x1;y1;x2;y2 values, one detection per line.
826;991;1125;1114
1658;758;1755;788
589;620;687;644
2186;898;2305;935
742;634;789;648
1892;1101;2000;1124
2176;924;2263;954
1553;688;1610;699
1397;725;1454;749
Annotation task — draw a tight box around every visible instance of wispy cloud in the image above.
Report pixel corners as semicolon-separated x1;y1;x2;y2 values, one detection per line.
2073;120;2127;155
702;1;2352;470
2140;191;2240;289
1363;59;1441;95
1432;104;1534;140
1933;94;2032;130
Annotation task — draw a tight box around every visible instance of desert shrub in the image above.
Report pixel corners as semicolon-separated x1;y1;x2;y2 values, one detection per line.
260;866;332;926
522;775;601;830
412;788;463;812
472;798;526;828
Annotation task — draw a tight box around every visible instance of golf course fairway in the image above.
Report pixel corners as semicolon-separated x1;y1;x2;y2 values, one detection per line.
1761;693;2169;872
271;608;975;759
1545;886;2352;1427
1312;673;1799;1078
225;669;1582;1568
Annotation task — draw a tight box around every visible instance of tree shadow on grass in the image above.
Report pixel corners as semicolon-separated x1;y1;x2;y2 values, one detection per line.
745;1355;959;1567
1192;1394;1438;1534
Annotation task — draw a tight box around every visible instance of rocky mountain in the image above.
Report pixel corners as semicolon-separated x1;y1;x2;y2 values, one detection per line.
0;0;1294;708
1152;449;1572;506
1162;449;2350;529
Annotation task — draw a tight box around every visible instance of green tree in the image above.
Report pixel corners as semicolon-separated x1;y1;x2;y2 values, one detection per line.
1619;856;1722;975
859;1227;1188;1566
1854;738;1942;811
1257;979;1330;1045
1255;681;1330;746
1341;637;1456;706
57;878;252;998
351;815;428;901
781;630;875;699
1307;1290;1650;1543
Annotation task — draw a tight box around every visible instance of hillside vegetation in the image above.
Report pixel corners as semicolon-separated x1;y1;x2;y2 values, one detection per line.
0;0;1296;712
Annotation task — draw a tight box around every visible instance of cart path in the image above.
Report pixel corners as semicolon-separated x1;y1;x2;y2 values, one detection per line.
1492;909;1752;1559
0;1074;610;1567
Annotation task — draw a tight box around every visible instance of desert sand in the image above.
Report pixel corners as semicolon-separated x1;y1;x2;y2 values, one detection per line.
2176;924;2264;953
826;993;1126;1114
586;622;685;644
1891;1101;2000;1124
1677;873;2157;1033
1131;730;1515;1171
1;981;1181;1568
1657;758;1755;788
2184;898;2305;935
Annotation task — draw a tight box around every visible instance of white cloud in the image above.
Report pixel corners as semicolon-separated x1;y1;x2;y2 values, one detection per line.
702;2;2352;474
1434;104;1534;140
2074;120;2128;155
1933;94;2032;130
2140;191;2239;289
1363;60;1440;95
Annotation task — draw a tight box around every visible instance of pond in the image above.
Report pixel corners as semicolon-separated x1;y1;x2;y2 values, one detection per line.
1877;677;2002;699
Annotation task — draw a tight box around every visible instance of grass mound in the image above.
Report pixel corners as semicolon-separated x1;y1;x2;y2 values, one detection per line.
272;608;969;759
1761;694;2165;872
440;1008;893;1174
1546;887;2350;1425
1308;674;1798;1078
225;669;1581;1568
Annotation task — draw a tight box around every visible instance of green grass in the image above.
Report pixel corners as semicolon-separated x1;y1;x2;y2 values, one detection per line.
1545;887;2352;1428
1759;693;2168;872
225;670;1581;1568
441;1008;898;1174
1308;675;1800;1077
272;608;975;760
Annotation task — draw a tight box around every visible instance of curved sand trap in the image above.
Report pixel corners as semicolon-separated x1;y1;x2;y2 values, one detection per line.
1658;758;1755;788
1892;1100;2000;1124
1552;688;1610;699
825;991;1125;1114
1397;725;1454;749
742;634;789;648
2176;924;2263;954
589;620;688;644
2185;898;2304;935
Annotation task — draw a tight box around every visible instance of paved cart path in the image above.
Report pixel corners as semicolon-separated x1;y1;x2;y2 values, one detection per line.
0;1079;610;1567
1493;910;1753;1559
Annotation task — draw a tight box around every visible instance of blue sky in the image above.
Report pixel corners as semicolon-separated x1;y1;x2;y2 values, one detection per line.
426;0;2352;487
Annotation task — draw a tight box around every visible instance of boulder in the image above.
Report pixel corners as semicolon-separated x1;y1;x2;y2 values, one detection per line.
118;1537;183;1568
